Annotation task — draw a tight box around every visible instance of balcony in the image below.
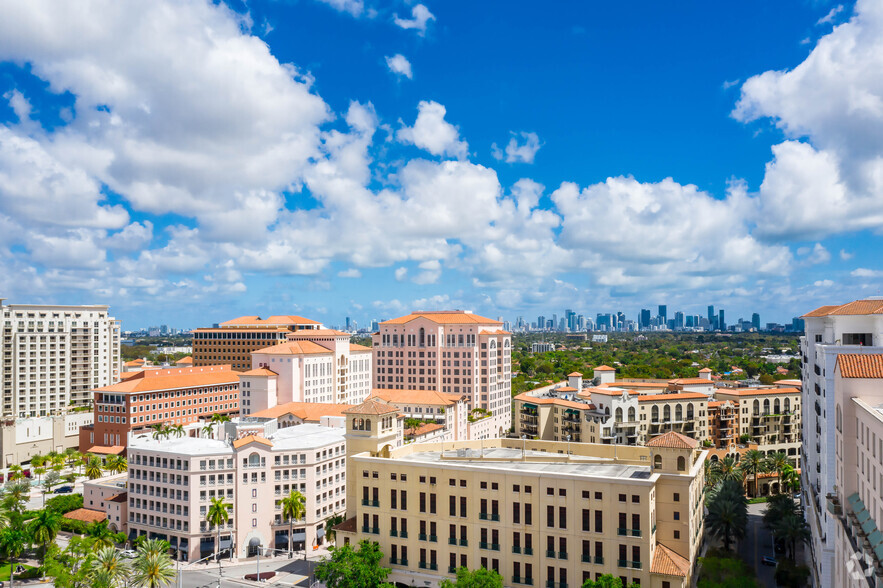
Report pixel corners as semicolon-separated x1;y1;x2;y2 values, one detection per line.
478;513;500;521
617;560;642;570
593;556;604;564
545;582;567;588
418;533;427;541
826;494;842;516
617;528;642;537
545;549;555;558
361;499;379;507
449;537;457;545
512;577;534;586
558;552;568;560
361;526;380;535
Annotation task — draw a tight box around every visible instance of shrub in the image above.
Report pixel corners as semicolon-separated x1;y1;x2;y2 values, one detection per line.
45;494;84;514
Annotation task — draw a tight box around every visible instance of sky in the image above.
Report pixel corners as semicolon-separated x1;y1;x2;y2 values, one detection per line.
1;0;882;330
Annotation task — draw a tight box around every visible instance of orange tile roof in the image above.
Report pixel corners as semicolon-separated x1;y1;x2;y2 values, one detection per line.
838;354;883;379
252;340;332;356
64;508;108;524
513;393;594;410
715;387;801;397
232;435;273;449
567;372;583;377
334;516;357;533
369;388;465;406
651;543;690;577
107;492;128;503
556;386;578;393
698;368;712;373
288;328;351;338
637;392;709;402
250;402;354;422
669;378;716;385
646;431;700;449
87;445;126;455
94;366;237;394
220;315;321;326
594;365;615;371
406;422;445;436
381;311;501;326
343;399;400;415
124;359;146;367
350;343;372;352
609;382;669;389
175;356;193;365
240;368;278;377
802;299;883;318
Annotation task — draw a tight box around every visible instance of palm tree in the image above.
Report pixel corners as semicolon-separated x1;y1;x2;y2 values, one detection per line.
85;456;105;480
131;550;176;588
774;512;811;561
90;545;132;586
170;424;185;438
2;480;31;514
201;423;215;439
140;538;171;556
105;455;128;475
7;464;23;481
280;490;306;558
150;423;166;441
210;413;231;425
28;509;61;558
766;452;789;494
30;454;46;469
32;466;46;482
0;526;27;587
742;449;766;497
86;520;118;549
65;448;80;468
205;497;230;562
50;453;65;469
711;456;741;483
705;479;748;552
780;463;800;495
325;514;344;545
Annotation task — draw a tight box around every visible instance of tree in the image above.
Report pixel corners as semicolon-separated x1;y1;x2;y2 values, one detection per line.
772;512;810;561
325;514;345;545
314;540;393;588
581;575;641;588
139;538;171;556
205;497;230;561
710;456;741;484
201;423;215;439
150;424;167;441
131;549;175;588
0;525;28;587
2;480;31;514
705;480;748;552
280;490;306;558
441;567;503;588
86;520;118;549
30;454;46;469
104;455;127;475
33;466;46;482
65;448;80;468
43;470;62;495
85;455;104;480
780;463;800;495
7;464;23;481
403;418;423;432
28;509;61;558
741;449;766;497
170;424;185;438
210;413;231;425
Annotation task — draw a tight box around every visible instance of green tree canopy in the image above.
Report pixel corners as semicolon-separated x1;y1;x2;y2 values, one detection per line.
314;540;394;588
440;567;503;588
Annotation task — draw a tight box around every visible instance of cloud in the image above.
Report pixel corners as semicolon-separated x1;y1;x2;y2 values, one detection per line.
840;249;854;260
314;0;365;17
413;260;441;284
817;4;844;25
722;79;741;90
337;268;362;278
796;242;831;265
397;101;468;159
394;267;408;281
491;132;542;164
385;54;413;79
393;4;434;35
814;279;835;287
851;268;883;278
734;0;883;240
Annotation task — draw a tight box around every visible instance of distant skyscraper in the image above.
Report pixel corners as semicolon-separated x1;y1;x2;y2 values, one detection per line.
718;309;726;331
685;315;695;328
751;313;760;331
674;311;685;330
371;320;379;331
707;305;715;324
345;316;352;330
537;315;545;331
640;308;651;329
658;305;667;324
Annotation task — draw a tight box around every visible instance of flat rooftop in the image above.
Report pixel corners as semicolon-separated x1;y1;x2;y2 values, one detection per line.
129;423;344;455
268;423;345;450
395;447;654;480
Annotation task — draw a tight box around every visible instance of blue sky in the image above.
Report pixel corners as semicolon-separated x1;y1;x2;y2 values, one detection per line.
0;0;881;330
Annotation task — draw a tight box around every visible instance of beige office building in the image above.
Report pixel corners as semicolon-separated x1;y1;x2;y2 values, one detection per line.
337;399;705;588
1;300;121;417
713;387;801;463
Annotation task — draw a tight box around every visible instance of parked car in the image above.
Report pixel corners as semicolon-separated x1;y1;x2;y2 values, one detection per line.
54;485;73;494
762;556;778;566
121;550;137;559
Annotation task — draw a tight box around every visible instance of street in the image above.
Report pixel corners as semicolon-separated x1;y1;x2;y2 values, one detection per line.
738;502;777;588
178;558;318;587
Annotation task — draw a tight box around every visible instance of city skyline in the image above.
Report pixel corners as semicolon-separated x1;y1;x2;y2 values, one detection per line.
2;1;883;329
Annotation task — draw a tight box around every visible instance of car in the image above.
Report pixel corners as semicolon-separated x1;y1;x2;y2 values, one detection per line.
762;556;778;567
54;485;73;494
121;550;137;559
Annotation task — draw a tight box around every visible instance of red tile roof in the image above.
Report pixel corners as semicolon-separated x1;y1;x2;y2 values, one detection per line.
232;435;273;449
64;508;107;524
381;311;501;325
369;389;465;406
646;431;700;449
838;354;883;379
220;315;321;326
802;299;883;317
651;543;690;577
250;402;354;422
343;399;400;415
95;366;237;393
252;340;332;356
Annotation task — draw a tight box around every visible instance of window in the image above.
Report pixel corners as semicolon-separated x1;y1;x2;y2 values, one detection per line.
582;490;590;499
546;487;554;496
546;506;555;527
673;493;680;502
618;494;626;502
674;511;680;521
594;491;602;500
674;530;680;539
631;495;639;503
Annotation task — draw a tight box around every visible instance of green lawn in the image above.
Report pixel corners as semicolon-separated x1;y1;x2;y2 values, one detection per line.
0;562;40;580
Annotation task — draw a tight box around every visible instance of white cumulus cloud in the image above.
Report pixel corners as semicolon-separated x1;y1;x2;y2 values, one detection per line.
385;54;413;79
393;4;435;35
491;131;542;164
397;101;468;159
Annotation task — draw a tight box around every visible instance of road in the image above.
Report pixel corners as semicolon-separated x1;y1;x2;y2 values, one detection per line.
739;502;777;588
178;557;319;588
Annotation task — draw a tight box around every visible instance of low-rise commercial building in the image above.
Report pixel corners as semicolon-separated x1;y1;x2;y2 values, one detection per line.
1;412;93;467
126;418;346;562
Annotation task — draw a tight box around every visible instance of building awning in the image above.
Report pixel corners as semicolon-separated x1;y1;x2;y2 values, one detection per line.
863;518;877;536
317;527;325;538
200;537;215;548
219;538;233;549
523;403;537;409
292;531;306;542
169;536;178;548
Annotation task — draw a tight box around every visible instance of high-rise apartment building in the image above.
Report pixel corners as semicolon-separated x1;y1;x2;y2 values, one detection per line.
718;310;725;332
751;313;761;331
192;315;322;371
640;309;651;329
1;300;121;418
372;311;512;434
658;305;667;325
801;299;883;587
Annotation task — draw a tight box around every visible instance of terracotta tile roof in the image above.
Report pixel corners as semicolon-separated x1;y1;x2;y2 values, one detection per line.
107;492;128;503
250;402;354;422
369;389;465;406
87;445;126;455
381;311;501;326
651;543;690;577
556;386;578;393
64;508;108;524
637;392;709;402
220;315;321;326
669;378;716;385
698;368;712;373
333;516;357;533
124;359;146;367
607;382;669;389
514;393;594;410
175;356;193;365
94;366;237;394
350;343;372;352
240;368;278;377
232;435;273;449
838;354;883;379
287;329;351;338
343;398;400;415
802;299;883;318
594;365;615;371
646;431;700;449
567;372;583;377
252;340;332;356
406;423;445;437
715;387;801;397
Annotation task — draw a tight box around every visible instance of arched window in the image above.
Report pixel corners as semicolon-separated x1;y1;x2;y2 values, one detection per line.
763;399;770;414
366;418;371;431
677;456;686;471
752;399;760;415
654;454;662;469
784;398;791;413
419;328;425;347
353;418;358;430
628;407;636;422
248;452;261;467
686;404;694;420
604;406;610;416
774;399;781;414
836;404;842;433
615;407;623;423
663;405;671;421
651;406;659;422
675;404;683;422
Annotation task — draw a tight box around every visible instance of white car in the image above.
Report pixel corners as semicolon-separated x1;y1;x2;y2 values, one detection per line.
121;550;137;559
